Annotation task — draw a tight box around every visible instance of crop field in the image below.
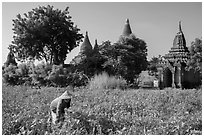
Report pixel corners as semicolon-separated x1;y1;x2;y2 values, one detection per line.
2;84;202;135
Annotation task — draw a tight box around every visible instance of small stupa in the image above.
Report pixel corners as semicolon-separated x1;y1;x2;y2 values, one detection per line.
79;31;93;56
122;18;132;36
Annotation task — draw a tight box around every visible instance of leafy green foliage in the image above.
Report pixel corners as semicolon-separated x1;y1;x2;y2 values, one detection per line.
148;56;160;76
71;47;105;77
4;50;17;67
47;65;67;86
2;64;19;85
71;34;148;84
47;65;88;87
100;41;126;76
10;5;83;64
2;85;202;135
101;34;148;84
187;38;202;73
16;63;30;76
2;63;88;87
29;62;52;86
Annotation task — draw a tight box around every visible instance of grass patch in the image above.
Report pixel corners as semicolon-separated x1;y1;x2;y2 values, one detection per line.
88;72;127;90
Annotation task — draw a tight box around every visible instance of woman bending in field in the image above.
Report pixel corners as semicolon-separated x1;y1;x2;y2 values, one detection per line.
50;90;71;124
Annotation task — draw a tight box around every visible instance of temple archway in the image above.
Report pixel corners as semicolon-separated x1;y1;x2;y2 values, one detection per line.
174;67;180;88
163;67;172;87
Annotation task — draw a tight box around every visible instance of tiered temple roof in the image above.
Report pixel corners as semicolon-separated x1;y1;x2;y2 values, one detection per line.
164;21;189;63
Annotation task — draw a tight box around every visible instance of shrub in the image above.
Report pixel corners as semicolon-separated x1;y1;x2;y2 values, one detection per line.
2;64;31;85
2;62;90;87
16;63;29;77
15;63;33;85
89;72;127;90
69;72;89;87
47;65;66;87
30;62;52;86
47;65;89;87
2;64;19;85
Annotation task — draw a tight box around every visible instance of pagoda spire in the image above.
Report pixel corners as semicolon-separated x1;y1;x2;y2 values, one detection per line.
172;21;187;49
126;18;129;24
79;31;93;56
93;39;99;52
122;18;132;36
179;21;182;32
165;21;189;63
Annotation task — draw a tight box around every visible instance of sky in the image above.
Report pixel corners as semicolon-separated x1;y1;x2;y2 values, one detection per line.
1;2;202;64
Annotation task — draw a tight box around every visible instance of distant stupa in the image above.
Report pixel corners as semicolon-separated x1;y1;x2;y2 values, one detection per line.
79;31;93;56
122;18;132;36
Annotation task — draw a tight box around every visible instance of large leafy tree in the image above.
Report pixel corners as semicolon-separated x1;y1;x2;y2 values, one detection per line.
102;34;148;83
10;5;83;65
101;41;127;76
187;38;202;73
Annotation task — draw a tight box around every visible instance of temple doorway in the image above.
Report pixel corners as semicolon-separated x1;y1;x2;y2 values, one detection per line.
174;67;180;88
163;67;172;87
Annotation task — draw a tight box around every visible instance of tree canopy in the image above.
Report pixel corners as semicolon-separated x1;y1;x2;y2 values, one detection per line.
10;5;83;65
187;38;202;73
102;34;148;83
